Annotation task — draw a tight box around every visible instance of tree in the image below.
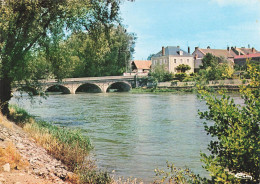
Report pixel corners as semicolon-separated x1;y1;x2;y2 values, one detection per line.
0;0;128;116
150;64;173;82
198;62;260;183
200;53;218;69
198;54;234;81
147;54;155;60
60;25;136;77
176;64;191;73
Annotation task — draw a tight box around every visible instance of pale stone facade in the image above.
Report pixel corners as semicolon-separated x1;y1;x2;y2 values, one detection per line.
151;46;194;74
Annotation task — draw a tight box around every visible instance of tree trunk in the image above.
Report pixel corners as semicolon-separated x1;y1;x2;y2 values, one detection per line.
0;78;12;118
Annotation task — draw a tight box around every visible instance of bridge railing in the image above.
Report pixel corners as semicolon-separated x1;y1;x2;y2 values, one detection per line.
38;75;136;83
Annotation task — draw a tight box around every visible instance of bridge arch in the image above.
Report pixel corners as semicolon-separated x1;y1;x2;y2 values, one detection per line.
45;85;71;94
106;81;131;93
75;83;102;93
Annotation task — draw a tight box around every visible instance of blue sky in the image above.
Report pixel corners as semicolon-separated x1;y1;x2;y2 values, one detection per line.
120;0;260;60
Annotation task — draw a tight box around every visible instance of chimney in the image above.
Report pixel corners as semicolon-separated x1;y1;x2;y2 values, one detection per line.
177;46;180;49
207;46;210;49
227;47;230;51
248;44;250;49
252;47;256;53
162;46;165;56
188;46;190;54
195;47;198;50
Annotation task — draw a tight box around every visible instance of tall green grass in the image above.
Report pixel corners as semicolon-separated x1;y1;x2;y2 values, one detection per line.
9;104;112;184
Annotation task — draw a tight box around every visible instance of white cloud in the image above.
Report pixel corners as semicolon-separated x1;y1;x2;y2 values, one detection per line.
212;0;260;6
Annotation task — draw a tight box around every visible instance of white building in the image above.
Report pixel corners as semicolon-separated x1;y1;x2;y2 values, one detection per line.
151;46;194;74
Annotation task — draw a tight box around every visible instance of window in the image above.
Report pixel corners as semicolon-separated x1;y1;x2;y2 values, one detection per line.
174;59;177;63
180;59;183;63
187;59;189;63
160;59;162;65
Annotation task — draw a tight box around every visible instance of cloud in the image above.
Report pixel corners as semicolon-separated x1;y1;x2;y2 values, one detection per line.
212;0;260;6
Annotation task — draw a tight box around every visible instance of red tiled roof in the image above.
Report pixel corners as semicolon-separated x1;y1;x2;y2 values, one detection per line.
235;48;257;55
132;60;151;70
199;48;234;58
234;53;260;59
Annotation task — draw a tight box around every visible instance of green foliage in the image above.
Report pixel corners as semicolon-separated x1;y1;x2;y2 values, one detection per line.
150;64;174;82
176;64;191;73
175;73;187;82
198;63;234;81
0;0;130;115
147;54;155;60
8;104;31;126
154;161;205;184
63;25;136;77
200;53;218;69
78;169;112;184
198;63;260;183
8;105;113;184
197;54;234;81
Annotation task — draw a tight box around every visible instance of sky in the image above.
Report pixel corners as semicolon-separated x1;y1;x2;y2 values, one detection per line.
119;0;260;60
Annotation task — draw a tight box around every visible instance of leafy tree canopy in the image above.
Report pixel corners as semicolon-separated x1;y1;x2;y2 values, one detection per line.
200;53;218;69
0;0;132;116
176;64;191;73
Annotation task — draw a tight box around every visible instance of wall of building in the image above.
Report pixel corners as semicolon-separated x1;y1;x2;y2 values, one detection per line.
151;56;194;74
192;49;204;59
169;56;194;74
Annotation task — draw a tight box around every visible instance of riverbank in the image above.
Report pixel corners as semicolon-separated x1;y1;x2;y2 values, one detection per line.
131;87;196;93
0;112;71;183
131;86;241;94
0;106;116;184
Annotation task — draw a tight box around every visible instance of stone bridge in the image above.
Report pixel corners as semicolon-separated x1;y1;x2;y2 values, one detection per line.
39;76;135;94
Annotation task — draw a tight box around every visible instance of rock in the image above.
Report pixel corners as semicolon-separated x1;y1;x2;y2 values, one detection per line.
3;163;10;172
0;177;5;182
16;143;25;149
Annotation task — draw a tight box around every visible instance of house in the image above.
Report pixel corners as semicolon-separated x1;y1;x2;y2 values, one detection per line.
231;47;258;56
151;46;194;74
192;46;235;72
234;52;260;67
131;60;152;73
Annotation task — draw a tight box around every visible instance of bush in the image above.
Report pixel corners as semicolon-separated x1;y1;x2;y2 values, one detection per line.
198;62;260;183
162;72;174;82
175;73;187;81
154;161;206;184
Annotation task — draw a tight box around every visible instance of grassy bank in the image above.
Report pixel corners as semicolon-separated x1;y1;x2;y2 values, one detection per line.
131;87;196;93
8;105;112;184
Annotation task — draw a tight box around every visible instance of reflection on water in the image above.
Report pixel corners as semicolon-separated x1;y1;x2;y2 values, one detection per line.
11;92;238;182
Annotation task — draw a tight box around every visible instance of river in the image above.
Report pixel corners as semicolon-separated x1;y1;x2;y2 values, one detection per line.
10;92;236;182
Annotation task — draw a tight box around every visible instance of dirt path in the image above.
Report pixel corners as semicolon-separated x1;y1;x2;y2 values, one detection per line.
0;116;72;184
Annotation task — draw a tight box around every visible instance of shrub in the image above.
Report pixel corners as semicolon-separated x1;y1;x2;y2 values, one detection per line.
0;142;29;170
154;161;205;184
198;62;260;183
175;73;187;81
